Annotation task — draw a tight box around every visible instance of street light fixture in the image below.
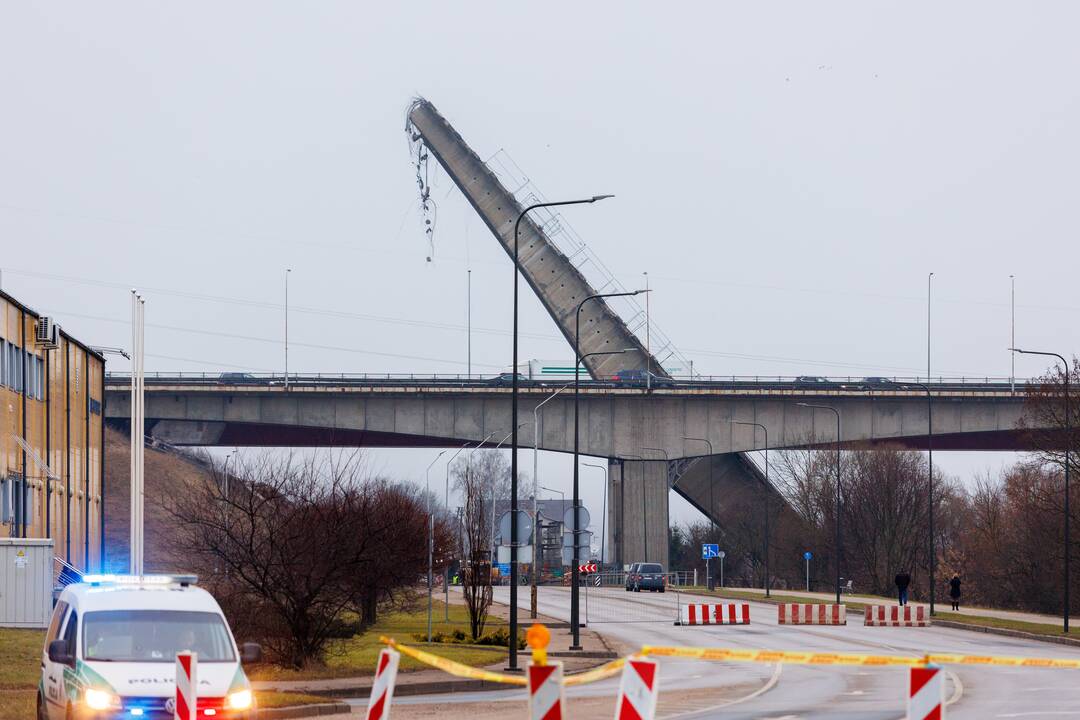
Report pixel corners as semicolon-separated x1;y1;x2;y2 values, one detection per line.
582;463;608;566
1011;347;1072;633
797;402;842;604
425;450;447;643
727;423;772;598
512;195;613;668
888;380;935;614
532;384;571;618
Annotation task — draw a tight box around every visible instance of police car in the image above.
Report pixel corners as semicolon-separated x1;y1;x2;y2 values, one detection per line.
38;574;261;720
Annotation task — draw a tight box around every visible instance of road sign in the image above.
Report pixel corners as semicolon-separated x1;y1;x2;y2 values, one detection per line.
718;550;726;559
495;563;510;576
578;563;598;574
702;543;720;559
804;551;813;561
562;506;591;531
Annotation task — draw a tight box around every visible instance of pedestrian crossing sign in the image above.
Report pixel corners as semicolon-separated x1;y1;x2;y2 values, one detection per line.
702;543;720;559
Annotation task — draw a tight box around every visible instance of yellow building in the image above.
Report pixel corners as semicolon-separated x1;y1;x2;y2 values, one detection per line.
1;289;104;573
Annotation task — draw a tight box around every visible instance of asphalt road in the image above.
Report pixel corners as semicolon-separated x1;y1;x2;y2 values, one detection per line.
372;585;1080;718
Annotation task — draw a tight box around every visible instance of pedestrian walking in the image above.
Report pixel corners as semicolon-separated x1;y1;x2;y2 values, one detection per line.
949;573;961;611
895;569;911;606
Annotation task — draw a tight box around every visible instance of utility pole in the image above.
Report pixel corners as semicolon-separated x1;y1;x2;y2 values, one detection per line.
285;268;292;391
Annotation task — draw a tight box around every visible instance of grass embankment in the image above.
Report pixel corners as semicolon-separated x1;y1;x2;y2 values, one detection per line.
688;587;1080;640
248;600;508;682
0;627;42;720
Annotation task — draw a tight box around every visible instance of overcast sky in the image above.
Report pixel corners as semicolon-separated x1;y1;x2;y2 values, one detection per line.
2;3;1077;531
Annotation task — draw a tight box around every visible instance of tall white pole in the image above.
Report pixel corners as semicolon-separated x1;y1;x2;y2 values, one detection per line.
284;269;291;390
129;291;137;574
644;271;651;392
1010;275;1015;394
467;269;472;377
927;273;934;384
139;297;146;574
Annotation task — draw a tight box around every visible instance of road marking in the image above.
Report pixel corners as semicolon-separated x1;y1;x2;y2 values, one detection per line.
658;662;783;719
996;713;1080;717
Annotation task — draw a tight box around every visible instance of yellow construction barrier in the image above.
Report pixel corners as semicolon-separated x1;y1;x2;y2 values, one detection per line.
379;635;626;687
640;645;1080;670
379;632;1080;690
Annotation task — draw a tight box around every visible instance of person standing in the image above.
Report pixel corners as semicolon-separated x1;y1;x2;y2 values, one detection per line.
949;573;962;611
895;569;911;606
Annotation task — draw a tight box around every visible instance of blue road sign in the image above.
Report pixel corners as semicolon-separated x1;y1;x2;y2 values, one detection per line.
702;543;720;559
804;551;813;561
495;563;511;576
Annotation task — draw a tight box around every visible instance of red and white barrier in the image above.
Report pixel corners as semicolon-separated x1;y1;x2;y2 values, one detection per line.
528;661;565;720
907;666;945;719
174;652;197;720
778;603;847;625
365;648;401;720
615;657;659;720
679;603;750;626
864;605;930;627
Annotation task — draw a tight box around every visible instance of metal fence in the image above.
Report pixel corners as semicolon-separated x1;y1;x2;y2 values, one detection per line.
584;572;681;624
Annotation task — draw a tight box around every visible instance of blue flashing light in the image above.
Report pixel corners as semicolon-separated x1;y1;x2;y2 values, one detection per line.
130;708;144;716
82;574;199;587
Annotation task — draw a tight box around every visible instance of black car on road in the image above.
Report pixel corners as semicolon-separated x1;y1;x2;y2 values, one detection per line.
627;562;666;592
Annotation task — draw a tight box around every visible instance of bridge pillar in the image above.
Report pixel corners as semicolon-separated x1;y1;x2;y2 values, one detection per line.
670;453;767;525
607;459;669;571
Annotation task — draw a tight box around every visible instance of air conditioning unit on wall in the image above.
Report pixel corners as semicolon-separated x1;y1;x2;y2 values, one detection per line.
35;317;58;348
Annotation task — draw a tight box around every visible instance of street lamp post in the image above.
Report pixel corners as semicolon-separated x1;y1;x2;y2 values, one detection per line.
729;423;771;598
426;450;447;643
532;384;570;618
893;380;934;614
683;436;715;586
490;426;525;568
512;196;613;668
572;289;643;651
583;463;608;567
285;268;291;391
797;403;842;604
443;441;470;620
1011;348;1072;633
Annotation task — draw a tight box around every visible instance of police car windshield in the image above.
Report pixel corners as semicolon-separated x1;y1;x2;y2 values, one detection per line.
83;610;235;663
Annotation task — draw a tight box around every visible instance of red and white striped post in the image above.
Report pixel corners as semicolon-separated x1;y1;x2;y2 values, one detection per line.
907;665;945;719
174;652;197;720
614;656;659;720
528;662;564;720
365;648;401;720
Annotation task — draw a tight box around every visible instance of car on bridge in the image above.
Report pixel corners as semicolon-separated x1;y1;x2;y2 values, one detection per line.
487;372;534;386
794;375;832;387
611;370;676;388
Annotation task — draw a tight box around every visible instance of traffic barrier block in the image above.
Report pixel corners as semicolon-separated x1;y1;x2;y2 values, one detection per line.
175;652;197;720
528;661;565;719
777;603;846;625
365;648;401;720
864;605;930;627
615;656;659;720
677;603;750;626
907;666;945;719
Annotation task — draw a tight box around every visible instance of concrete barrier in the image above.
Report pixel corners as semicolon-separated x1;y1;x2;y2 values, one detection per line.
677;603;750;626
864;605;930;627
777;603;846;625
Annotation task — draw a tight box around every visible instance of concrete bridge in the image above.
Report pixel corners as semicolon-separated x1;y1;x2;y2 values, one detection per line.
105;375;1035;568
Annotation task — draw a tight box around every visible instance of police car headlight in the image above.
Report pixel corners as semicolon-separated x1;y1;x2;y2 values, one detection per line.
226;689;253;710
84;688;118;710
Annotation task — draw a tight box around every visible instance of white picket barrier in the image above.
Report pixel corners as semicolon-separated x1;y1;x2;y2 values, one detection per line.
614;657;659;719
907;666;945;719
174;652;197;720
528;661;565;719
365;647;401;720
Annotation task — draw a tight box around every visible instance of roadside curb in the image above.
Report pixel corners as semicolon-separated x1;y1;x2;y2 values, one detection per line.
933;620;1080;648
258;702;353;719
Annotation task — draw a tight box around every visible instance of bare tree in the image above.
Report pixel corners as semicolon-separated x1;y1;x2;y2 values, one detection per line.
454;459;493;639
158;449;451;669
